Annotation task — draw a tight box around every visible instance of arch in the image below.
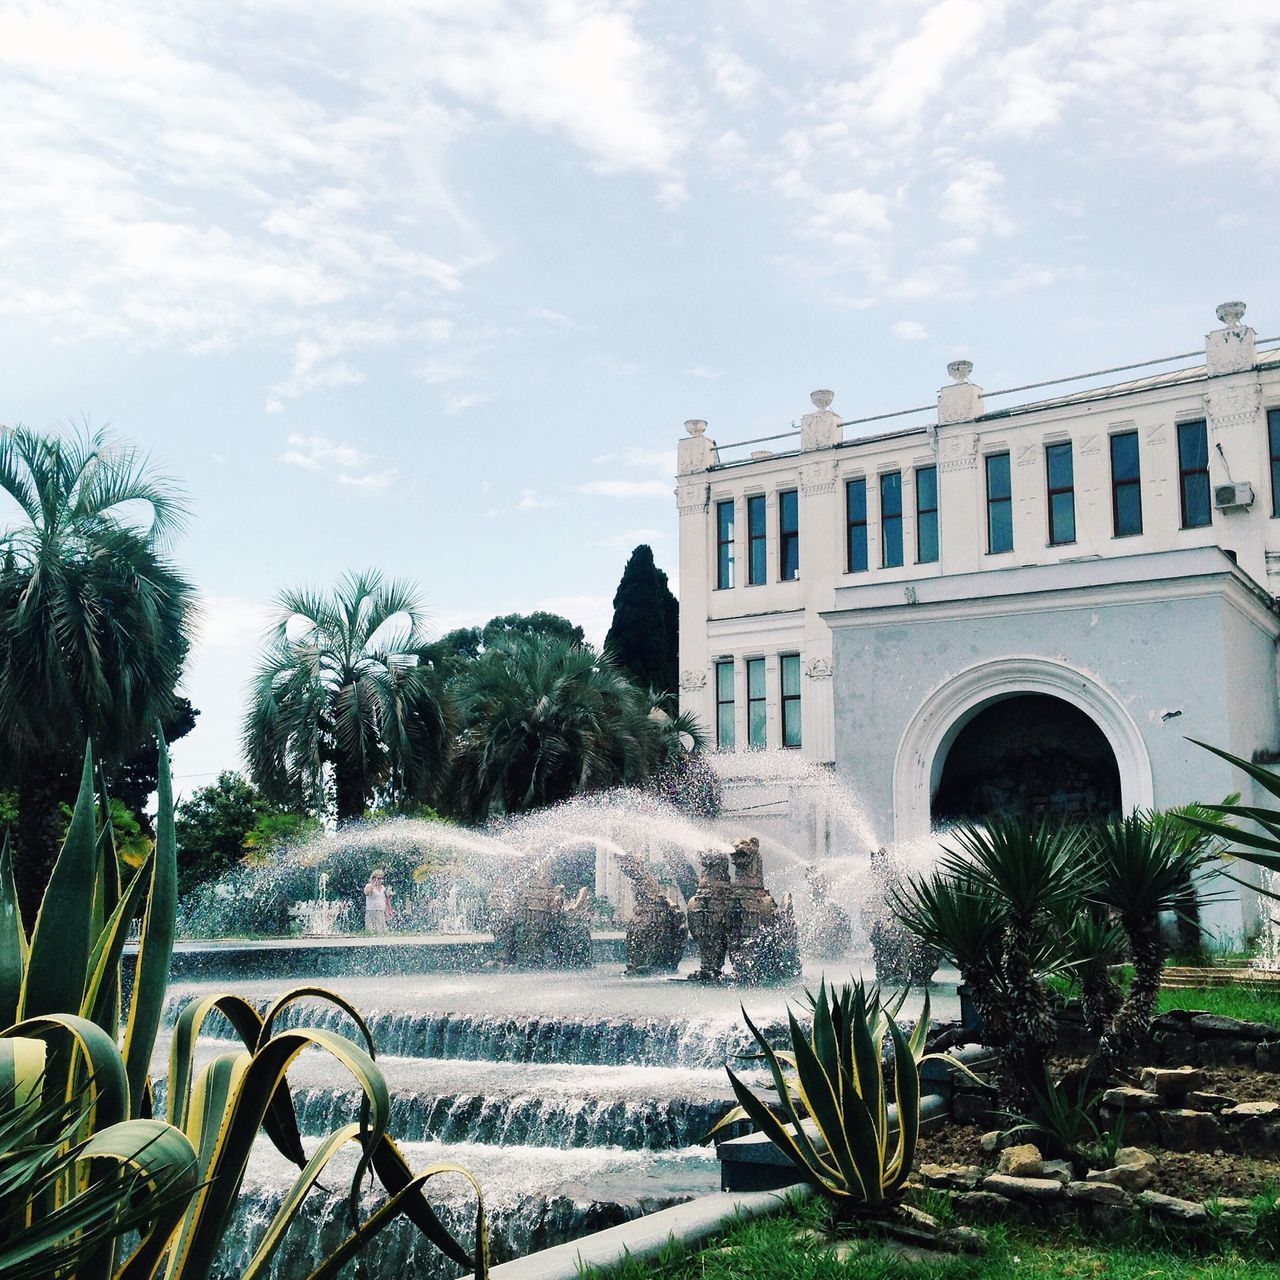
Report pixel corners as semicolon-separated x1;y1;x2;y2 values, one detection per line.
892;657;1154;842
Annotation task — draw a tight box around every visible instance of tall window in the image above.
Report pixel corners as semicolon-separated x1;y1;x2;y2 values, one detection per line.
1178;419;1211;529
1046;441;1076;545
986;452;1013;553
880;471;903;568
1110;431;1142;537
715;660;735;750
778;489;799;580
846;478;868;572
915;465;938;563
746;494;766;585
780;654;802;749
746;658;766;749
715;499;734;589
1270;409;1280;518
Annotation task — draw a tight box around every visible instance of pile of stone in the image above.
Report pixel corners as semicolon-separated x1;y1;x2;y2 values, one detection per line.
1147;1009;1279;1071
1097;1065;1280;1154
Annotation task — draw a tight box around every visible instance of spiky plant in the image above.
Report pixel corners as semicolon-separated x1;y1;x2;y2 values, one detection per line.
1090;810;1216;1071
1059;902;1126;1040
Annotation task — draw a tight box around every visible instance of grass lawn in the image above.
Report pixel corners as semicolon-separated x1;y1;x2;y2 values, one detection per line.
588;1193;1279;1279
1156;982;1280;1027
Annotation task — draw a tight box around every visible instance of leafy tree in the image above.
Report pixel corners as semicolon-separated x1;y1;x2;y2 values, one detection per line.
244;570;449;823
110;696;199;832
481;611;585;649
603;545;678;699
446;634;701;822
174;771;268;893
418;625;482;682
0;425;194;923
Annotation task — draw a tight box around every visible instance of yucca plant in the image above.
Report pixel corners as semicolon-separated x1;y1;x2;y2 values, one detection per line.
1058;901;1126;1041
705;981;942;1221
1;740;488;1280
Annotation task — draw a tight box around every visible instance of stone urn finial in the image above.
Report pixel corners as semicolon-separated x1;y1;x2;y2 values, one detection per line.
684;418;707;436
947;359;973;384
1216;300;1247;327
810;389;834;411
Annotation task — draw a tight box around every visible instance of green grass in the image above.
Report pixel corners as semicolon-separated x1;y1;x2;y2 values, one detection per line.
583;1194;1280;1280
1156;982;1280;1027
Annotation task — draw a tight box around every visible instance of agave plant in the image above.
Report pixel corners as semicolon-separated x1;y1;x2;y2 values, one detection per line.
706;981;943;1218
0;740;488;1280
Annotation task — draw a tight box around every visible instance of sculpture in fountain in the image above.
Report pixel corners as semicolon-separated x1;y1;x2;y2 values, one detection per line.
614;851;687;976
802;864;852;958
490;867;595;969
863;847;940;986
686;838;801;984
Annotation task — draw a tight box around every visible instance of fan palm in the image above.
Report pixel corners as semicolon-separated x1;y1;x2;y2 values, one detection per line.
0;425;193;923
244;571;448;823
447;636;696;822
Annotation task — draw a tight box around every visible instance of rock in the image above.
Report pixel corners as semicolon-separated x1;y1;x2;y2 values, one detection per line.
1190;1013;1270;1042
1155;1108;1223;1152
1257;1041;1280;1073
1184;1091;1236;1111
895;1204;942;1232
1106;1109;1157;1146
1114;1146;1157;1169
941;1226;988;1255
1136;1189;1208;1223
978;1130;1002;1153
1153;1009;1203;1029
1066;1180;1131;1206
919;1163;982;1191
1086;1148;1156;1192
1102;1086;1160;1109
1222;1100;1280;1119
1156;1032;1199;1066
1220;1099;1280;1151
1040;1159;1073;1185
981;1173;1064;1201
1139;1066;1206;1097
952;1190;1026;1222
996;1143;1044;1177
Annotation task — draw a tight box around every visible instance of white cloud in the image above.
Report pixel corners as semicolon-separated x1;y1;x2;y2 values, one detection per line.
593;527;668;550
445;390;496;414
534;594;613;648
280;433;398;489
515;489;559;511
191;595;272;654
891;320;928;342
685;366;724;379
577;478;671;499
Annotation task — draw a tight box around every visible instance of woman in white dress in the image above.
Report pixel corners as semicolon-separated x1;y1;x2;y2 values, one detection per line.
363;869;391;933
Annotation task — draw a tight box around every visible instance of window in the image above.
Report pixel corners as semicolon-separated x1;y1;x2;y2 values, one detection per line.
986;452;1013;553
1046;441;1075;545
778;489;799;580
880;471;903;568
846;478;868;572
1110;431;1142;537
1178;419;1211;529
1269;409;1280;518
746;658;766;749
715;660;735;750
780;654;801;749
915;465;938;563
746;494;766;585
715;499;735;589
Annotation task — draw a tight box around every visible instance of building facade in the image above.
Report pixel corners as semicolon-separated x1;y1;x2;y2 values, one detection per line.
676;303;1280;941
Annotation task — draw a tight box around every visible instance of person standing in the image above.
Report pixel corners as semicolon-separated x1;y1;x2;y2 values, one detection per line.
363;869;391;933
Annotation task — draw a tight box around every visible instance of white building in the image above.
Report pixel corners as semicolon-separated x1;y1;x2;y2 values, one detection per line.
676;302;1280;941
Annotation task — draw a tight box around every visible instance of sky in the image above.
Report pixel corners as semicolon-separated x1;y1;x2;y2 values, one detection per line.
2;0;1279;796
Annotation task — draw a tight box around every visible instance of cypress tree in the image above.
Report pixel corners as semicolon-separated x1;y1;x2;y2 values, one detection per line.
604;545;679;697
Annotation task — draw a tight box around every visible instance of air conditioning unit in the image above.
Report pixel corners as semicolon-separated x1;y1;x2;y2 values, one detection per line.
1214;481;1254;512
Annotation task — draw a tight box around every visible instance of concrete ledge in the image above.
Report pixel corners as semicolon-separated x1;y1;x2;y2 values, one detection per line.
487;1186;809;1280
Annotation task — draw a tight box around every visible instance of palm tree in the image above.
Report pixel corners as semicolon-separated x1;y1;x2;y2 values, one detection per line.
244;570;448;822
0;425;194;922
446;635;698;822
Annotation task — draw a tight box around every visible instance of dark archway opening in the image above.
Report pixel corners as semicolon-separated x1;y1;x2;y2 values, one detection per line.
932;693;1122;826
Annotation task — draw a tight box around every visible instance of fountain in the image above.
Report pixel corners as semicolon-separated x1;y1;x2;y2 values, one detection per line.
614;851;687;976
490;867;595;969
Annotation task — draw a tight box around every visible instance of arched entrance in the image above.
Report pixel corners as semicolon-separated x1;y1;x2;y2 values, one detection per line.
932;693;1122;825
892;657;1154;842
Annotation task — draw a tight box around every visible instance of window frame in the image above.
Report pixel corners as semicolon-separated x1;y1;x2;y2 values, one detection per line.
1109;430;1143;538
1045;440;1076;547
715;659;735;750
1269;408;1280;519
985;451;1013;554
845;476;868;573
714;498;735;589
745;656;766;749
915;464;938;564
746;493;767;585
778;488;799;581
1177;419;1212;530
780;653;802;749
880;470;903;569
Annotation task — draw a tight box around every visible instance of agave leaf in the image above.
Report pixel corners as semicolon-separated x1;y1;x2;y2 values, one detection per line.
884;1017;921;1192
123;734;178;1118
0;1035;46;1109
786;1008;862;1194
82;850;155;1034
0;832;26;1027
20;747;97;1022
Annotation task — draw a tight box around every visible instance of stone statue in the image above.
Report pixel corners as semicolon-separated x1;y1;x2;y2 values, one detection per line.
802;865;852;959
615;851;687;976
686;850;733;981
490;866;595;968
863;847;940;987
